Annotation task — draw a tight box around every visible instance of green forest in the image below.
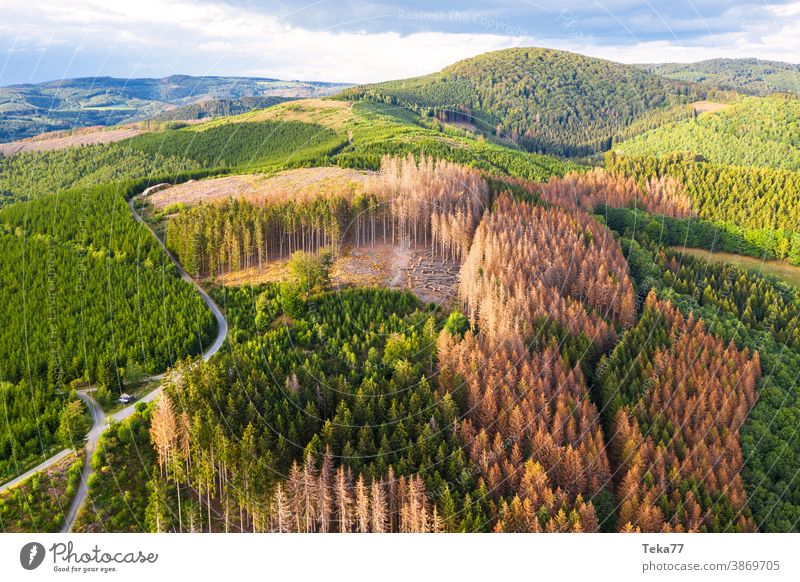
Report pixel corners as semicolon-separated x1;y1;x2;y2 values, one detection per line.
615;96;800;170
0;181;216;480
344;47;702;156
605;153;800;263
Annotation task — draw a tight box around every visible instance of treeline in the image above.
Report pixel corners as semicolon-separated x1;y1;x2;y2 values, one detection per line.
459;194;636;350
147;97;294;122
165;156;489;277
344;47;701;157
598;293;760;532
125;121;344;170
606;153;800;262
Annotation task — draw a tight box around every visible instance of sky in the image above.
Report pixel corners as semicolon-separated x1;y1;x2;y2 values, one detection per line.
0;0;798;86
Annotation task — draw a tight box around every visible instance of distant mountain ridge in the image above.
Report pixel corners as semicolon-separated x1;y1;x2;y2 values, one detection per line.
0;75;352;142
638;58;800;96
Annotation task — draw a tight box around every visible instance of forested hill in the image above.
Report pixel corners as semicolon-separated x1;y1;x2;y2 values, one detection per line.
614;94;800;170
342;47;703;157
640;58;800;96
0;75;351;142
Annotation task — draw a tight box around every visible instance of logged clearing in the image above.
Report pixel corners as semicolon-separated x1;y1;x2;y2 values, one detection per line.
148;167;372;209
0;126;142;156
332;244;460;306
199;99;356;132
223;243;460;305
671;246;800;287
691;100;731;114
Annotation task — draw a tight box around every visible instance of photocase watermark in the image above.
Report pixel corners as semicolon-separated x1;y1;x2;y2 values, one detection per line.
20;542;46;570
397;10;529;37
18;541;158;574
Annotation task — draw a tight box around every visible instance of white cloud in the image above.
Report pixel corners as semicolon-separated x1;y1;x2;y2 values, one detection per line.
0;0;798;84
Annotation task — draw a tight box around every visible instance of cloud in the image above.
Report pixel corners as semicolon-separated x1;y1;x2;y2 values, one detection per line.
0;0;797;85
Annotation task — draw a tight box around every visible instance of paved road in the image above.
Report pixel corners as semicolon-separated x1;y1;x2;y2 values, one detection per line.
0;182;228;532
61;390;105;532
0;449;73;494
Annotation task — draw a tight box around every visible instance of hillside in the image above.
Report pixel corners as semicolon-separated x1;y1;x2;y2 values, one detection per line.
613;95;800;170
0;75;351;142
146;96;295;122
641;58;800;96
343;47;703;157
0;98;574;209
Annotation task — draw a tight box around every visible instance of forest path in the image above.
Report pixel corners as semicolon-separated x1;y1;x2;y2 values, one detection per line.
0;182;229;531
60;389;104;532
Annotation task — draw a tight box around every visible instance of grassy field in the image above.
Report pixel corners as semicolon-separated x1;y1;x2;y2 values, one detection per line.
671;246;800;287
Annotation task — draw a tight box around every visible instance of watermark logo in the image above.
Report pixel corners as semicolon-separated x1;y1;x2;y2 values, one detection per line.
20;542;46;570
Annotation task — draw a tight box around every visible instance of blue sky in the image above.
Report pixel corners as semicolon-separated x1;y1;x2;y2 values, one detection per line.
1;0;798;85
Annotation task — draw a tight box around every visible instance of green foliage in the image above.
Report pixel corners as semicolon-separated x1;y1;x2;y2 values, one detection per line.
125;121;344;170
0;382;67;482
0;184;216;384
168;285;488;529
57;400;90;448
615;96;800;170
74;407;156;532
287;249;332;296
0;183;215;478
0;145;202;208
0;455;83;532
443;310;470;338
147;96;295;122
344;47;701;157
604;153;800;263
641;58;800;96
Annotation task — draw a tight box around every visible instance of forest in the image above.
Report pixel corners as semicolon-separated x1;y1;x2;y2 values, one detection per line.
615;95;800;171
0;181;215;481
640;58;800;96
605;226;800;532
605;153;800;263
165;156;489;277
0;145;203;208
344;47;702;156
5;47;800;536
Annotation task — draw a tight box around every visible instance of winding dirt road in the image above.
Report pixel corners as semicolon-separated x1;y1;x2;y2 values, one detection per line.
0;182;228;533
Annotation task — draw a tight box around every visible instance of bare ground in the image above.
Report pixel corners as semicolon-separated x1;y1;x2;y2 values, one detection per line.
691;100;731;114
335;244;460;305
148;167;373;209
0;126;142;156
223;242;460;306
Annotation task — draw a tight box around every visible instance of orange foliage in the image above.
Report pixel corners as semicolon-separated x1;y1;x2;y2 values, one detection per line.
538;168;693;218
459;194;636;350
613;293;760;532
